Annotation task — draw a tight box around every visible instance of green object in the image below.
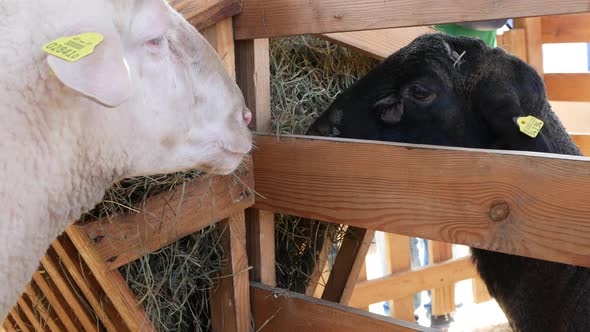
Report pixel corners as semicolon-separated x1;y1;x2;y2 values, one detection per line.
435;23;498;48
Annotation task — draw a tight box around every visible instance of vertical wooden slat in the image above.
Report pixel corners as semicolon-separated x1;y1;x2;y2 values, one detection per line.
514;17;544;76
236;37;276;286
498;28;528;61
210;212;252;332
16;296;45;332
65;225;156;332
32;271;81;332
52;236;124;331
429;242;455;316
322;227;375;304
472;276;492;304
384;233;415;322
9;308;31;332
40;250;98;331
305;236;334;297
24;283;65;332
216;17;236;81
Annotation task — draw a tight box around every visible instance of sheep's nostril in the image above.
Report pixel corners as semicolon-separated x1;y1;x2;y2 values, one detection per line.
243;110;252;126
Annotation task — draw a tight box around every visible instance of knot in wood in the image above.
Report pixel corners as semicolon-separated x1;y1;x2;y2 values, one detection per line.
489;202;510;222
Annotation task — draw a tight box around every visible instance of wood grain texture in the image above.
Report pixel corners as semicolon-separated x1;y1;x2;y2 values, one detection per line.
546;74;590;102
349;257;476;308
245;209;277;285
322;227;375;304
542;13;590;43
9;308;31;332
251;282;434;332
32;271;81;332
428;242;455;316
384;233;415;322
514;17;544;76
216;18;236;81
253;134;590;268
52;235;124;331
170;0;242;30
23;283;65;332
40;250;98;331
305;236;334;297
16;296;44;332
320;26;438;60
234;0;590;39
497;28;527;61
66;226;156;332
210;213;252;332
78;158;254;270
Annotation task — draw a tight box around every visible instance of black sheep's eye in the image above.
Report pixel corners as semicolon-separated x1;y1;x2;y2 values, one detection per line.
409;85;435;101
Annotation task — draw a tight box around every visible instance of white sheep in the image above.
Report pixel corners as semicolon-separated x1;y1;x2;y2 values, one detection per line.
0;0;252;318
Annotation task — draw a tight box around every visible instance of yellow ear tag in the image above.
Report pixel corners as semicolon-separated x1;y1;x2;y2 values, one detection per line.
516;115;544;138
42;32;104;62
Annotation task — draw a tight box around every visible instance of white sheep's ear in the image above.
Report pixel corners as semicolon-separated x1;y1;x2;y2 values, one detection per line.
46;28;131;108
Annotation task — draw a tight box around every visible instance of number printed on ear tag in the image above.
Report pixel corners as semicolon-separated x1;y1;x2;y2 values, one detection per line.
517;115;544;138
42;32;104;62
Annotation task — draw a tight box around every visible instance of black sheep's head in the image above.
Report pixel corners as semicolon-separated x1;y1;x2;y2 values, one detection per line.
307;33;579;155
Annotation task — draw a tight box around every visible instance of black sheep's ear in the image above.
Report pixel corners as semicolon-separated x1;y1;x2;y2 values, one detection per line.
472;79;553;153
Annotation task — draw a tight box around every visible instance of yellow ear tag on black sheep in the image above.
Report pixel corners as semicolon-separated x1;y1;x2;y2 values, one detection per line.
516;115;544;138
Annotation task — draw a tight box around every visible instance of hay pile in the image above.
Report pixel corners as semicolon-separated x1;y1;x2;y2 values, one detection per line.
81;35;378;331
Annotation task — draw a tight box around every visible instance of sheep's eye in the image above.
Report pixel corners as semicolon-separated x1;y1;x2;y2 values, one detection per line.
409;85;435;101
146;35;166;47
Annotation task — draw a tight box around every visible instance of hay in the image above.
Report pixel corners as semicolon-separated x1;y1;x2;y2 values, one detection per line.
76;35;378;331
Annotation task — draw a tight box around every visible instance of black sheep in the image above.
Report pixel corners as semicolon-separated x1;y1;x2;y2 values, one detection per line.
306;33;589;332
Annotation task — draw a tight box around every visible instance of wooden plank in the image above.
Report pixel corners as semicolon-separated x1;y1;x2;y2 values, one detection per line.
235;37;276;286
253;134;590;268
170;0;242;30
234;0;590;40
552;101;590;134
236;39;272;132
2;319;15;332
571;135;590;156
9;308;31;332
66;225;156;332
24;283;65;332
349;257;476;308
16;296;45;332
210;213;252;332
542;13;590;43
546;74;590;102
513;17;544;75
78;158;254;270
384;233;414;322
51;235;124;331
305;236;334;297
428;242;455;316
216;17;236;80
497;28;527;61
251;282;434;332
32;271;81;332
472;276;492;304
320;26;438;60
322;227;375;304
40;250;98;331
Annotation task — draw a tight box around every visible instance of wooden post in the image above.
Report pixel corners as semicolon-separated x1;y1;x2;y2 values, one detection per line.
305;236;334;298
210;212;252;332
384;233;415;322
236;38;276;286
321;227;375;304
514;17;544;76
472;276;492;304
497;28;528;61
428;241;455;316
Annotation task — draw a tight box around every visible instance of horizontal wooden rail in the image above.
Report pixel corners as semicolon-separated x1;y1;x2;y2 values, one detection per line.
349;257;476;308
234;0;590;39
252;134;590;268
251;282;434;332
78;157;255;270
170;0;242;30
541;13;590;44
546;74;590;102
320;26;437;60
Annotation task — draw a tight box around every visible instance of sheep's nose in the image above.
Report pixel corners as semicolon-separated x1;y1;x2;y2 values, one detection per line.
243;109;252;126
